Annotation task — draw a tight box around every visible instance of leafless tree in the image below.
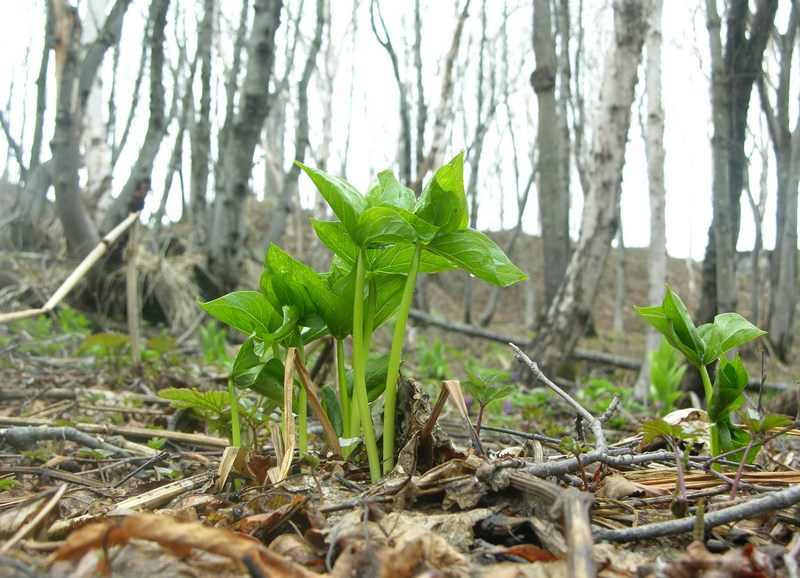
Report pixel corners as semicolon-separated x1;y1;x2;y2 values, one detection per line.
634;0;666;400
207;0;283;293
759;3;799;360
698;0;778;322
531;0;649;374
532;0;569;309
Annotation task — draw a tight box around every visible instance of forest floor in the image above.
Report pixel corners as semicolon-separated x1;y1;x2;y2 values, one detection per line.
1;234;800;577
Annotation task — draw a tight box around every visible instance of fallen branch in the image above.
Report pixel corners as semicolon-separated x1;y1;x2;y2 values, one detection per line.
594;483;800;543
0;211;140;325
3;425;134;458
0;416;228;448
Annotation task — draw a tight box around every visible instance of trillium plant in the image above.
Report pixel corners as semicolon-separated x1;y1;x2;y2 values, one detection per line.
635;286;766;464
199;153;527;482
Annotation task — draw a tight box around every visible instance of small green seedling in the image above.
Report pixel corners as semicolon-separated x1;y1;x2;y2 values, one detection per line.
728;411;793;499
147;437;168;450
0;479;20;491
635;286;765;464
462;369;514;438
650;338;687;416
641;418;698;518
559;437;592;489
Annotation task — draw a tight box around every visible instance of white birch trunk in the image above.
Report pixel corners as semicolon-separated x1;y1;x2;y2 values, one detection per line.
635;0;666;400
82;0;113;219
531;0;649;373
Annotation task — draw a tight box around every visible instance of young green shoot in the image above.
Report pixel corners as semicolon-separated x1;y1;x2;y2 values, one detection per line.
635;285;765;467
641;419;697;518
462;370;514;438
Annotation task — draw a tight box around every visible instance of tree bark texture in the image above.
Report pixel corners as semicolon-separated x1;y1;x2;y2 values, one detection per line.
50;0;132;260
189;0;215;231
208;0;283;293
530;0;649;375
100;0;171;235
698;0;779;323
636;0;666;399
761;3;799;359
533;0;569;308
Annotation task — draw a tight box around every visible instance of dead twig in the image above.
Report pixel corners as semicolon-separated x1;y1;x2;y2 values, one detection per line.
594;482;800;543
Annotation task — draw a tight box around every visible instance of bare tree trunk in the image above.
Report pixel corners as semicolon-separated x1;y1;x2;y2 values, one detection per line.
153;55;196;234
82;0;113;210
100;0;171;235
533;0;569;308
635;0;666;400
760;3;798;360
555;0;571;214
530;0;648;374
189;0;214;231
50;0;132;260
260;0;324;252
698;0;778;323
412;0;471;192
702;0;736;318
208;0;283;293
612;225;625;331
370;0;412;186
29;2;54;175
464;0;496;324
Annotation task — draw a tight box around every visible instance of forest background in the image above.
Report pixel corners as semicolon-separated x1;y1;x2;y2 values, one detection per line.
0;0;798;396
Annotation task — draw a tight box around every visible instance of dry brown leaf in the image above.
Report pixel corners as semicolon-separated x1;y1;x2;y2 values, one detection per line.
376;526;467;578
488;544;558;563
595;473;671;499
659;540;775;578
49;512;320;577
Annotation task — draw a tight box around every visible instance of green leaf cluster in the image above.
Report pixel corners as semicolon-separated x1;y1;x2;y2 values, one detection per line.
635;285;768;463
649;339;687;415
197;152;527;482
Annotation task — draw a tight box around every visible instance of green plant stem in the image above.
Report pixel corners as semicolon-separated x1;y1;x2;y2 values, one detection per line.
227;378;241;447
668;436;688;518
729;435;756;500
351;248;381;482
296;344;308;458
336;339;351;441
700;365;720;469
382;244;422;474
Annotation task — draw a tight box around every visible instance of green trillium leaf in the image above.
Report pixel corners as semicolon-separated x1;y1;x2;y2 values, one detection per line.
426;228;528;287
296;162;365;238
198;291;279;339
414;151;469;234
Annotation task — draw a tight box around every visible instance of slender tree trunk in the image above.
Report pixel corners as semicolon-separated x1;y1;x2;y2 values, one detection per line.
698;0;778;323
760;4;798;360
530;0;649;374
189;0;214;231
635;0;666;400
533;0;568;308
370;0;412;186
50;0;132;260
100;0;171;235
29;2;54;175
208;0;283;293
413;0;471;192
261;0;324;252
82;0;112;209
612;225;625;331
